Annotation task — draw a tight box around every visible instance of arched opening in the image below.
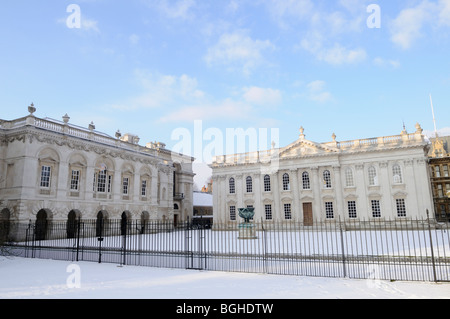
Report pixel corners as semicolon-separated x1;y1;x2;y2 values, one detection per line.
140;211;149;234
0;208;11;242
35;209;49;240
96;211;106;237
121;211;130;236
67;210;80;239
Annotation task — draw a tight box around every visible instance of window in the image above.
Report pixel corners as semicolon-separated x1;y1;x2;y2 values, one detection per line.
368;166;377;186
141;180;147;197
348;201;357;219
444;165;449;178
108;175;112;193
282;173;290;191
284;203;292;220
264;175;271;192
302;172;310;190
323;170;332;188
345;168;354;187
438;184;444;197
393;164;403;184
70;170;80;191
229;178;235;194
123;177;129;195
246;176;253;193
325;202;334;219
435;165;441;178
229;206;236;221
396;199;406;217
97;169;107;193
371;200;381;218
40;166;51;188
265;204;272;220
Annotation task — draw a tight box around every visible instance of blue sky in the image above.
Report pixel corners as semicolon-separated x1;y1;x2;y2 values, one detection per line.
1;0;450;186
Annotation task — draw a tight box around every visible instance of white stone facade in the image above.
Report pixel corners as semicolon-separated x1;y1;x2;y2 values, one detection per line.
0;106;194;224
210;124;434;225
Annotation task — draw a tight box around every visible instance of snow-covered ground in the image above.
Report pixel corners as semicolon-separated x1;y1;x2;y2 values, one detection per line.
0;257;448;299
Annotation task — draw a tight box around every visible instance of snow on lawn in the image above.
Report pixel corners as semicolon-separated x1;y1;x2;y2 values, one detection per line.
0;257;448;299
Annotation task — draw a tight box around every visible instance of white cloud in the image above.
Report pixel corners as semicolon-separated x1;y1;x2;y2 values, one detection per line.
306;80;333;103
242;87;282;106
390;0;450;49
204;31;275;75
424;127;450;138
109;70;205;111
301;38;367;65
390;1;434;50
373;57;401;69
129;34;140;45
146;0;196;20
159;99;252;123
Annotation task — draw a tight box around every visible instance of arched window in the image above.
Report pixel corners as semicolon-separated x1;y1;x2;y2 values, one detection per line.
229;178;235;194
264;175;271;192
282;173;290;191
246;176;253;193
368;166;377;186
323;170;332;188
393;164;403;184
345;168;354;187
302;172;310;190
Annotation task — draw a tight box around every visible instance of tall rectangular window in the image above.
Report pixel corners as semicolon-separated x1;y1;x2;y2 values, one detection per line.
265;204;272;220
348;201;357;219
141;180;147;197
70;170;80;191
40;166;51;188
246;176;253;193
97;170;107;193
325;202;334;219
345;169;354;187
396;199;406;217
123;177;129;195
302;172;310;190
371;200;381;218
435;166;441;178
264;175;271;192
284;203;292;220
230;206;236;221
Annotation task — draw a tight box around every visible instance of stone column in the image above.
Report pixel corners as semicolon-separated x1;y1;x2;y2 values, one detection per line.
311;167;321;221
290;169;300;221
333;165;344;220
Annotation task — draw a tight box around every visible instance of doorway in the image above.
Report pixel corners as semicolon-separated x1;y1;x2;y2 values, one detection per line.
303;203;313;226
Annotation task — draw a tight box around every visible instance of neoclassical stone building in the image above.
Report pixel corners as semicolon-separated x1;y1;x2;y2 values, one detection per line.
0;105;195;226
210;124;434;225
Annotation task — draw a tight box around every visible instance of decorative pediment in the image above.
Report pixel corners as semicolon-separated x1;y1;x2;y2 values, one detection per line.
278;139;339;158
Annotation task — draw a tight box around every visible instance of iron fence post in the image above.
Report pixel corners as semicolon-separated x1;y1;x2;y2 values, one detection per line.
339;217;347;278
426;210;438;283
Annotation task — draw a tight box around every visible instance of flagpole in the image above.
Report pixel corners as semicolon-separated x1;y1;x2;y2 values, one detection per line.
430;94;438;138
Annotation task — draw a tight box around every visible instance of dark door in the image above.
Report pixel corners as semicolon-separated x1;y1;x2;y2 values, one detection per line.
303;203;313;226
35;210;48;240
67;210;78;239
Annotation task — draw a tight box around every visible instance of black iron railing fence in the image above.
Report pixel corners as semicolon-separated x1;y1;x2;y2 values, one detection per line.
1;217;449;282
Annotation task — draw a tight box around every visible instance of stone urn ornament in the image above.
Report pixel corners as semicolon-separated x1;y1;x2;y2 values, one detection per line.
238;207;257;239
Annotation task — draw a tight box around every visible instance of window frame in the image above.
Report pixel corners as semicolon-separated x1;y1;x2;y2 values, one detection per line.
264;175;271;192
246;176;253;193
348;200;357;219
325;202;334;219
282;173;290;191
323;170;332;189
70;169;80;191
40;165;51;188
396;198;407;217
284;203;292;220
392;164;403;184
368;166;378;186
371;200;381;218
229;178;235;194
302;172;311;190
